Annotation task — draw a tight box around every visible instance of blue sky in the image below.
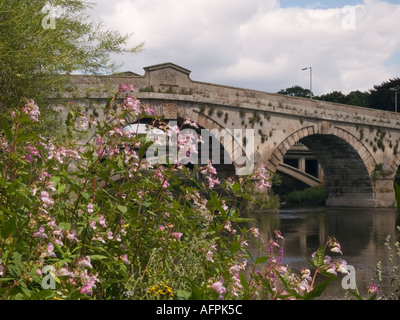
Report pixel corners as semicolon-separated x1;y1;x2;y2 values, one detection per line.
91;0;400;95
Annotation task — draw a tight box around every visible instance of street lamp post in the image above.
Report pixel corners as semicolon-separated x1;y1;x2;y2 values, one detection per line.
302;67;312;99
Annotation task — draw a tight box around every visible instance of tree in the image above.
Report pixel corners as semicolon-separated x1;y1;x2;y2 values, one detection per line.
277;85;312;98
0;0;143;131
346;90;369;108
317;91;347;104
368;78;400;112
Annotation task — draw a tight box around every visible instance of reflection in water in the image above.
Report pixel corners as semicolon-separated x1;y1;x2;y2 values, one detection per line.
245;207;399;299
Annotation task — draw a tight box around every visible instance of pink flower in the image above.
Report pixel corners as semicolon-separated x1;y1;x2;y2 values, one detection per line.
201;162;218;176
66;230;78;242
98;215;106;228
171;232;183;241
330;246;343;255
161;180;170;189
121;254;130;265
367;283;379;295
46;243;56;258
274;230;284;240
79;270;99;295
107;231;113;240
337;259;348;274
122;97;141;114
22;99;40;122
89;221;97;230
326;263;337;276
210;277;226;295
250;227;259;238
87;203;94;213
57;263;74;278
33;225;48;239
119;84;135;93
78;256;93;269
183;117;199;129
223;221;232;232
206;245;217;262
39;191;54;208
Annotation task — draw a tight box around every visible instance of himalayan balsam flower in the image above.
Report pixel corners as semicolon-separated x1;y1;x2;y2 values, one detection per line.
44;243;57;258
87;203;94;213
80;270;99;295
210;277;226;298
171;232;183;241
39;191;54;208
0;260;4;277
98;215;106;228
119;84;135;93
206;244;217;262
367;283;379;295
78;256;93;269
121;254;130;265
250;227;260;238
33;225;48;239
22;99;40;122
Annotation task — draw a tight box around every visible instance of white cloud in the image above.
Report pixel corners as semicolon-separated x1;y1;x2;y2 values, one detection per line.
90;0;400;95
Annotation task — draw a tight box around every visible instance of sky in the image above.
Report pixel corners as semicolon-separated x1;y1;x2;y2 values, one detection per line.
89;0;400;96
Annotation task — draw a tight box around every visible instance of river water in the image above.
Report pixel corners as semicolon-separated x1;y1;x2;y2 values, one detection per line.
244;207;400;299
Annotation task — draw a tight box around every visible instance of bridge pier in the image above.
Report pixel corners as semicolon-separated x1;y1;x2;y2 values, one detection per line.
324;178;395;207
372;178;396;208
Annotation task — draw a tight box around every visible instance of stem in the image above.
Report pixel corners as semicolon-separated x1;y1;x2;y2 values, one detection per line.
309;267;320;290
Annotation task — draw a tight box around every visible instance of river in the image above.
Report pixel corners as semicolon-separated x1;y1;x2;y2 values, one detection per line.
244;207;400;299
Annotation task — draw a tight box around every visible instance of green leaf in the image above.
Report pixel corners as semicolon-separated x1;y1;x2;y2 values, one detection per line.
1;216;17;238
239;273;249;290
89;255;108;261
274;270;301;300
302;279;331;300
209;193;226;214
347;289;364;300
394;181;400;223
313;245;325;267
81;192;90;200
176;290;191;300
117;205;128;213
58;222;71;231
255;256;270;264
0;118;13;142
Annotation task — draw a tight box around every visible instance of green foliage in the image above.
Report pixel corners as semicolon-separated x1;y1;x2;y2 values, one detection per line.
368;78;400;112
277;85;311;98
282;184;327;207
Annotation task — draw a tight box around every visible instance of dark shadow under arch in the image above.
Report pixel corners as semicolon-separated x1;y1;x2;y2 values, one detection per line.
268;128;376;207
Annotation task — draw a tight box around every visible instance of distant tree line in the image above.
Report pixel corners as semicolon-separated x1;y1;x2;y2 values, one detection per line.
277;77;400;112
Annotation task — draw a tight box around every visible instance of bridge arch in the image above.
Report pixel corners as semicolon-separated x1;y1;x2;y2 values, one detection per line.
267;125;377;207
182;109;251;176
126;115;238;178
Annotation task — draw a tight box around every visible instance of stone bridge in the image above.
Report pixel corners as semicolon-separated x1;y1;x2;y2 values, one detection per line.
62;62;400;207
